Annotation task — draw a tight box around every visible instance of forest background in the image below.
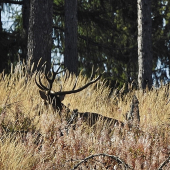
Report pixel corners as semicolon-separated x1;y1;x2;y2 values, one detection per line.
0;0;170;89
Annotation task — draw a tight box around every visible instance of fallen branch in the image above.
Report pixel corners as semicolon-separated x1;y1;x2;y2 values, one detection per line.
158;156;170;170
71;153;132;170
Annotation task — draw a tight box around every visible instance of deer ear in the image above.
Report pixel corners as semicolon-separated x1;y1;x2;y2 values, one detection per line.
59;95;65;101
39;90;48;100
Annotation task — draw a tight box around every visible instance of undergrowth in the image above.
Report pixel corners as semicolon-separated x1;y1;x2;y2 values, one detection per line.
0;66;169;169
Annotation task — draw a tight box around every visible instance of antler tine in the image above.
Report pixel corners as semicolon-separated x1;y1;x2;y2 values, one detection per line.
35;71;49;91
35;71;44;90
44;65;61;90
53;64;67;75
38;71;50;91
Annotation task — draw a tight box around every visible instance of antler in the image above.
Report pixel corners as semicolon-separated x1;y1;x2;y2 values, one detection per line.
53;68;103;95
35;64;104;95
35;64;65;92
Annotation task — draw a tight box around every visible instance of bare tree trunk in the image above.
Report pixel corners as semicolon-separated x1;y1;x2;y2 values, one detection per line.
64;0;78;75
27;0;53;72
126;95;140;129
22;0;30;59
22;0;30;38
137;0;153;90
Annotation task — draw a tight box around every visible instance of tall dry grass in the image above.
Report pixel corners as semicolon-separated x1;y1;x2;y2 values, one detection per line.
0;66;169;169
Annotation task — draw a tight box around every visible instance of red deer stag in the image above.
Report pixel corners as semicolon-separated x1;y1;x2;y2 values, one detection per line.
35;65;125;128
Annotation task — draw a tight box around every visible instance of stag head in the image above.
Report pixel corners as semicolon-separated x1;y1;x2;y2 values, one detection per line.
35;65;103;113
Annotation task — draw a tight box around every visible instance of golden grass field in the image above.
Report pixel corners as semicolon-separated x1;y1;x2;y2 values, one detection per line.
0;66;170;169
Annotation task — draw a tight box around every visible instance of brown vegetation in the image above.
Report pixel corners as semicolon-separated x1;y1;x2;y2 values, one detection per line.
0;67;170;169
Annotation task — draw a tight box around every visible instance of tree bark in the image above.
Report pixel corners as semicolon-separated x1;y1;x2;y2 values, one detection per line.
64;0;78;75
27;0;53;72
137;0;153;90
22;0;30;59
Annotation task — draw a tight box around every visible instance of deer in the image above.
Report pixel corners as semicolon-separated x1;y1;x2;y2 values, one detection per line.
35;65;139;132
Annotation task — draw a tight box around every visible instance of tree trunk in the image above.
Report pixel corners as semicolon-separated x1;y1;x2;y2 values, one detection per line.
64;0;78;75
27;0;53;72
137;0;153;90
22;0;30;59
